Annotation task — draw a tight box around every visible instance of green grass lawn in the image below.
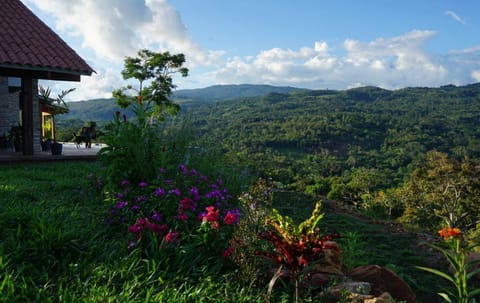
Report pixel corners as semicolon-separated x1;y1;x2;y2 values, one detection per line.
0;162;448;302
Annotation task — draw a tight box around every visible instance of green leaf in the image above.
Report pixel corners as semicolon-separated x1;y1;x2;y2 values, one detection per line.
416;266;455;284
468;288;480;297
437;292;453;303
467;268;480;280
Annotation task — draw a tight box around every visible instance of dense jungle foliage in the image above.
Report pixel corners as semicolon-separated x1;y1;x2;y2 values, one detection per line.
58;83;480;231
180;83;480;229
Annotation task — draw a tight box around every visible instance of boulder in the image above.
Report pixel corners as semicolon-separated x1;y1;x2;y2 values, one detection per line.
349;265;416;303
364;292;395;303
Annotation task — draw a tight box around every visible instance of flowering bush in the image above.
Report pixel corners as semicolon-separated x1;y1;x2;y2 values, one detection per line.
107;165;240;267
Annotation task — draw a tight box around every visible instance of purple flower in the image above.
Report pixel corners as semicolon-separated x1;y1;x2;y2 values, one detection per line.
154;187;165;196
116;201;128;209
132;205;140;211
189;186;201;200
151;212;161;222
138;181;148;187
120;179;130;187
136;196;148;203
169;188;181;196
179;164;188;174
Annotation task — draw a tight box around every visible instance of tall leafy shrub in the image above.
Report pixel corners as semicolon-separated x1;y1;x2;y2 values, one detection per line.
99;49;189;190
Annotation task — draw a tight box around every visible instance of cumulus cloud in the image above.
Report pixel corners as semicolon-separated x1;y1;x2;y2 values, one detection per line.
23;0;220;66
445;10;466;25
206;30;459;90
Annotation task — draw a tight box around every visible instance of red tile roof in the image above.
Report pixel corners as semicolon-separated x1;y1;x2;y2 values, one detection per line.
0;0;95;78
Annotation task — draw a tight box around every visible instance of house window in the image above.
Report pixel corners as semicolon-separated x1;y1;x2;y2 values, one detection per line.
8;77;21;93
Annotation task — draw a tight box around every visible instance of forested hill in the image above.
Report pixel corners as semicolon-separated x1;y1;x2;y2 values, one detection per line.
173;84;308;103
183;83;480;197
60;84;307;124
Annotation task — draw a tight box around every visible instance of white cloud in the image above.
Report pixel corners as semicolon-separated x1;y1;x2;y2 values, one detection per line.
23;0;221;66
206;30;456;90
472;71;480;82
445;10;466;25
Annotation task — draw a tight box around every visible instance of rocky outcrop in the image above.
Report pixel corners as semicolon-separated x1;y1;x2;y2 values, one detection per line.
348;265;416;303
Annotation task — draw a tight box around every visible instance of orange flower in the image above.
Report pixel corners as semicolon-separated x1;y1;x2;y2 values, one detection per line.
438;227;461;239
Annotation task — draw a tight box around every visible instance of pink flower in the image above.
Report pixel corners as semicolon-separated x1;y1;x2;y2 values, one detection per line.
165;231;180;243
203;206;219;223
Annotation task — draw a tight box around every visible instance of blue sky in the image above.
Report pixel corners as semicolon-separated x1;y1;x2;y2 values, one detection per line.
22;0;480;101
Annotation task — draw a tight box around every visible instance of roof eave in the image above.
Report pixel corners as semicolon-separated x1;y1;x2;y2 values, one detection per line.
0;64;95;82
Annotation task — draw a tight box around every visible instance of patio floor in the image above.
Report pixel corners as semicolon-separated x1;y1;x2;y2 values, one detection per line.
0;142;104;164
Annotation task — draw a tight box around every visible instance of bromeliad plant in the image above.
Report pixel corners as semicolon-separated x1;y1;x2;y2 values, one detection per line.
417;227;480;303
256;202;341;303
107;165;240;270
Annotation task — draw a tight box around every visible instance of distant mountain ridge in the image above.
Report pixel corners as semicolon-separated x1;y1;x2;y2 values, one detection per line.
173;84;308;103
61;84;309;124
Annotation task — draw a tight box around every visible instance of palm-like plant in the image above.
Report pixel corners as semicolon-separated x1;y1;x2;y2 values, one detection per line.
38;85;75;141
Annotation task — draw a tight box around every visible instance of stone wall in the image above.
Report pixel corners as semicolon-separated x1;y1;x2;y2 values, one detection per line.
0;77;20;138
0;76;41;152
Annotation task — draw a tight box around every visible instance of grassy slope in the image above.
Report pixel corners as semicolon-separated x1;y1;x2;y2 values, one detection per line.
0;162;446;302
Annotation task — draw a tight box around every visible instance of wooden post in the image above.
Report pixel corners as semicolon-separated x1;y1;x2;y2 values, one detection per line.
21;77;34;155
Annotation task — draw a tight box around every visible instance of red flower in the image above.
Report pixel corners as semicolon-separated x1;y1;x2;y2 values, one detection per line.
438;227;461;239
222;246;234;258
223;211;239;225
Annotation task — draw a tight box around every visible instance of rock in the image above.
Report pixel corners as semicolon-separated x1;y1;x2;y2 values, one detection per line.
312;241;344;275
307;272;331;288
349;265;416;303
330;281;372;295
364;292;395;303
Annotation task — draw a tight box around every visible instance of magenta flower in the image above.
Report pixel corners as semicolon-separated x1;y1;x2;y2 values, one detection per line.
177;213;188;221
128;224;142;234
165;231;180;243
